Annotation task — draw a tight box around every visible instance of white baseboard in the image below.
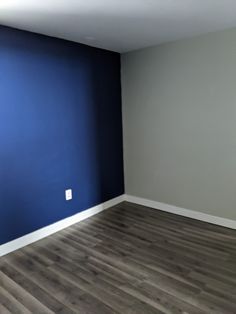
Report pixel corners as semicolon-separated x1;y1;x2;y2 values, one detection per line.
2;193;235;257
125;194;236;230
0;194;125;257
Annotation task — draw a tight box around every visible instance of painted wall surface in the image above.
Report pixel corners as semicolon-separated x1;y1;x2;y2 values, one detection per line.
0;25;124;244
122;28;236;220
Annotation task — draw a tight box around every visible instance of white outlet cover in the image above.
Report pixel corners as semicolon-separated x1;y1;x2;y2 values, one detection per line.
65;189;72;201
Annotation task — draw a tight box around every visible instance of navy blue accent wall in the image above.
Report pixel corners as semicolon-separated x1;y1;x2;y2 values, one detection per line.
0;26;124;245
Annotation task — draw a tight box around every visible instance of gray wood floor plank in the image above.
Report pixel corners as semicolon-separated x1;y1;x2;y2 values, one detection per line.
0;262;75;314
0;286;31;314
1;201;236;313
0;302;12;314
0;270;54;314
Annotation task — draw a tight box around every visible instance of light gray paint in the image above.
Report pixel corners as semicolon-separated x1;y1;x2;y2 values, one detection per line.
1;0;236;52
122;27;236;220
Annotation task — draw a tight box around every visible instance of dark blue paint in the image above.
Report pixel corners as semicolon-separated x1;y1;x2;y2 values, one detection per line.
0;25;124;245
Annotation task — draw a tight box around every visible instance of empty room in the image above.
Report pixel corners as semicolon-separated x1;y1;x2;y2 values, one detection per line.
1;1;236;313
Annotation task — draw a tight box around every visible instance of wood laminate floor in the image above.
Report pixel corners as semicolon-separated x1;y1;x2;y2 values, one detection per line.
1;201;236;314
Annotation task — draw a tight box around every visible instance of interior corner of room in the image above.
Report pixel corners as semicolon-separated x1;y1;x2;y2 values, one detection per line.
1;1;236;312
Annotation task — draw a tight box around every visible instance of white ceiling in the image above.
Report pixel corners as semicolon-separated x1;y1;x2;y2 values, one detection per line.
1;0;236;52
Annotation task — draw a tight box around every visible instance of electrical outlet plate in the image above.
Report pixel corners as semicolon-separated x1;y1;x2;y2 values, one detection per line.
65;189;72;201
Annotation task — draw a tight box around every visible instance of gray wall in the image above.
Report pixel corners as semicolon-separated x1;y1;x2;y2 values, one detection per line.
122;28;236;220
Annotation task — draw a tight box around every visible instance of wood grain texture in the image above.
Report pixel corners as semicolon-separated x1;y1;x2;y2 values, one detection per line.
1;201;236;313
